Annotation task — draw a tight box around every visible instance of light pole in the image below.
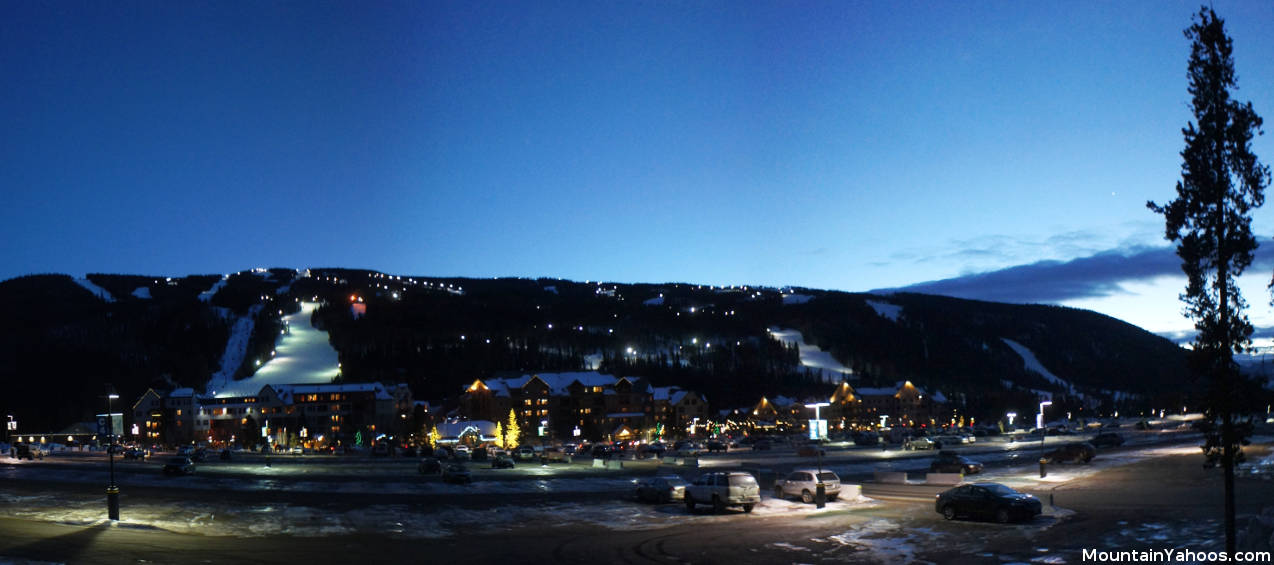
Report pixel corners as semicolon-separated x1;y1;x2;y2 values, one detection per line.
105;386;120;520
1037;400;1052;478
805;402;830;508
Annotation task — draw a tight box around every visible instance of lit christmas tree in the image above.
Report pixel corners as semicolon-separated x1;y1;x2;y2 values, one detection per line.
505;409;521;449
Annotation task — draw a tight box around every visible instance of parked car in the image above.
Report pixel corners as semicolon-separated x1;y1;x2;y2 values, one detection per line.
490;454;516;469
1091;432;1125;448
705;440;728;453
935;482;1041;523
453;445;472;459
774;469;842;503
929;451;984;474
935;434;968;448
441;463;472;484
639;443;667;457
417;457;442;474
516;445;538;461
672;440;703;456
904;436;938;450
288;446;304;455
14;444;46;460
590;444;613;458
685;472;760;513
123;447;149;460
796;443;826;457
635;475;689;503
1043;442;1096;464
162;457;196;476
540;447;569;464
852;432;879;446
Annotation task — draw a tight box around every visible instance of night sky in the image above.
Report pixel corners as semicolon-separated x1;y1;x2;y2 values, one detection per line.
2;1;1272;335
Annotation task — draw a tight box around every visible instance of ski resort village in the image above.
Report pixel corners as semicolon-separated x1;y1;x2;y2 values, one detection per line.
1;268;1273;564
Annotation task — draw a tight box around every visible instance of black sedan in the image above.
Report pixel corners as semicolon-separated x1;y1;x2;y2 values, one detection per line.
162;457;196;476
929;451;984;474
634;475;688;503
935;483;1041;523
441;464;472;484
417;457;442;474
1091;432;1124;448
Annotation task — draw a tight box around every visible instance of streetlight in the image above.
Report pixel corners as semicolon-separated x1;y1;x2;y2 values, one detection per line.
1037;400;1052;478
105;385;121;520
805;402;831;508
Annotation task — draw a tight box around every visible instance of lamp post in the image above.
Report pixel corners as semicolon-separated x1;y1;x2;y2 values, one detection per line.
105;386;120;520
1037;400;1052;478
805;402;830;508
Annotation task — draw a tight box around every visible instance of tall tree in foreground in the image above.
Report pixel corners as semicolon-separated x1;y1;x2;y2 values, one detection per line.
1148;6;1270;553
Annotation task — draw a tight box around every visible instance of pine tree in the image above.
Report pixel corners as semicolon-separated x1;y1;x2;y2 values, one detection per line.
427;425;439;449
494;421;505;449
1147;6;1270;553
505;409;521;449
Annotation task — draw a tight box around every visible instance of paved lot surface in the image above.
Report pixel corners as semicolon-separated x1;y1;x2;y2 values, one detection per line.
0;437;1270;564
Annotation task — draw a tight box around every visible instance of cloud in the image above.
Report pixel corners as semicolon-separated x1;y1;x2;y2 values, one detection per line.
879;244;1274;304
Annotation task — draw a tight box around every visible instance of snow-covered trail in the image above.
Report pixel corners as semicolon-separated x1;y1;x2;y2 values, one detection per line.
209;302;338;398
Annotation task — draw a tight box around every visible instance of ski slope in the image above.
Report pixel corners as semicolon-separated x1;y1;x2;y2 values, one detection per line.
208;302;339;398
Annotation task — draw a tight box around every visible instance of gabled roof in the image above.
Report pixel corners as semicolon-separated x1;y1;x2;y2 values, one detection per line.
477;371;625;397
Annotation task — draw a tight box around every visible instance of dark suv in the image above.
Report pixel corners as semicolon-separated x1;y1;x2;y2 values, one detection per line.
1043;442;1096;464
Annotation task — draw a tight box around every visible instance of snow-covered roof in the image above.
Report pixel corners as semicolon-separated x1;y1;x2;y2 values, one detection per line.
653;386;677;401
669;390;690;405
169;388;195;398
274;382;393;401
437;420;498;438
482;371;623;397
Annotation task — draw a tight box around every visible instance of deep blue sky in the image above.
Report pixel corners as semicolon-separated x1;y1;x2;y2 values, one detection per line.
2;1;1272;334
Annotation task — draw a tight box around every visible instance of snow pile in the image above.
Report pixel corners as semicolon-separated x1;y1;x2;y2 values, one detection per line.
782;293;814;305
826;519;936;564
1001;338;1078;395
131;286;152;299
73;277;115;302
767;327;854;382
865;299;902;322
199;275;228;302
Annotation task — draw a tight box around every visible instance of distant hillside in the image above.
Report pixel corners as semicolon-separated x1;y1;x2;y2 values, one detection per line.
0;268;1209;433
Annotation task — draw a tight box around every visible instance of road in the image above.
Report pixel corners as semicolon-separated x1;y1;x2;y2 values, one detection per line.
0;434;1270;564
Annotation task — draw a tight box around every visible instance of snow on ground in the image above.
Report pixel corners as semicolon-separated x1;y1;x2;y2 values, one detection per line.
643;296;664;306
0;464;876;540
198;275;228;302
204;304;262;396
824;519;935;564
131;286;151;299
73;277;114;302
767;327;854;383
1000;338;1079;396
211;302;339;398
864;299;902;322
782;293;814;305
